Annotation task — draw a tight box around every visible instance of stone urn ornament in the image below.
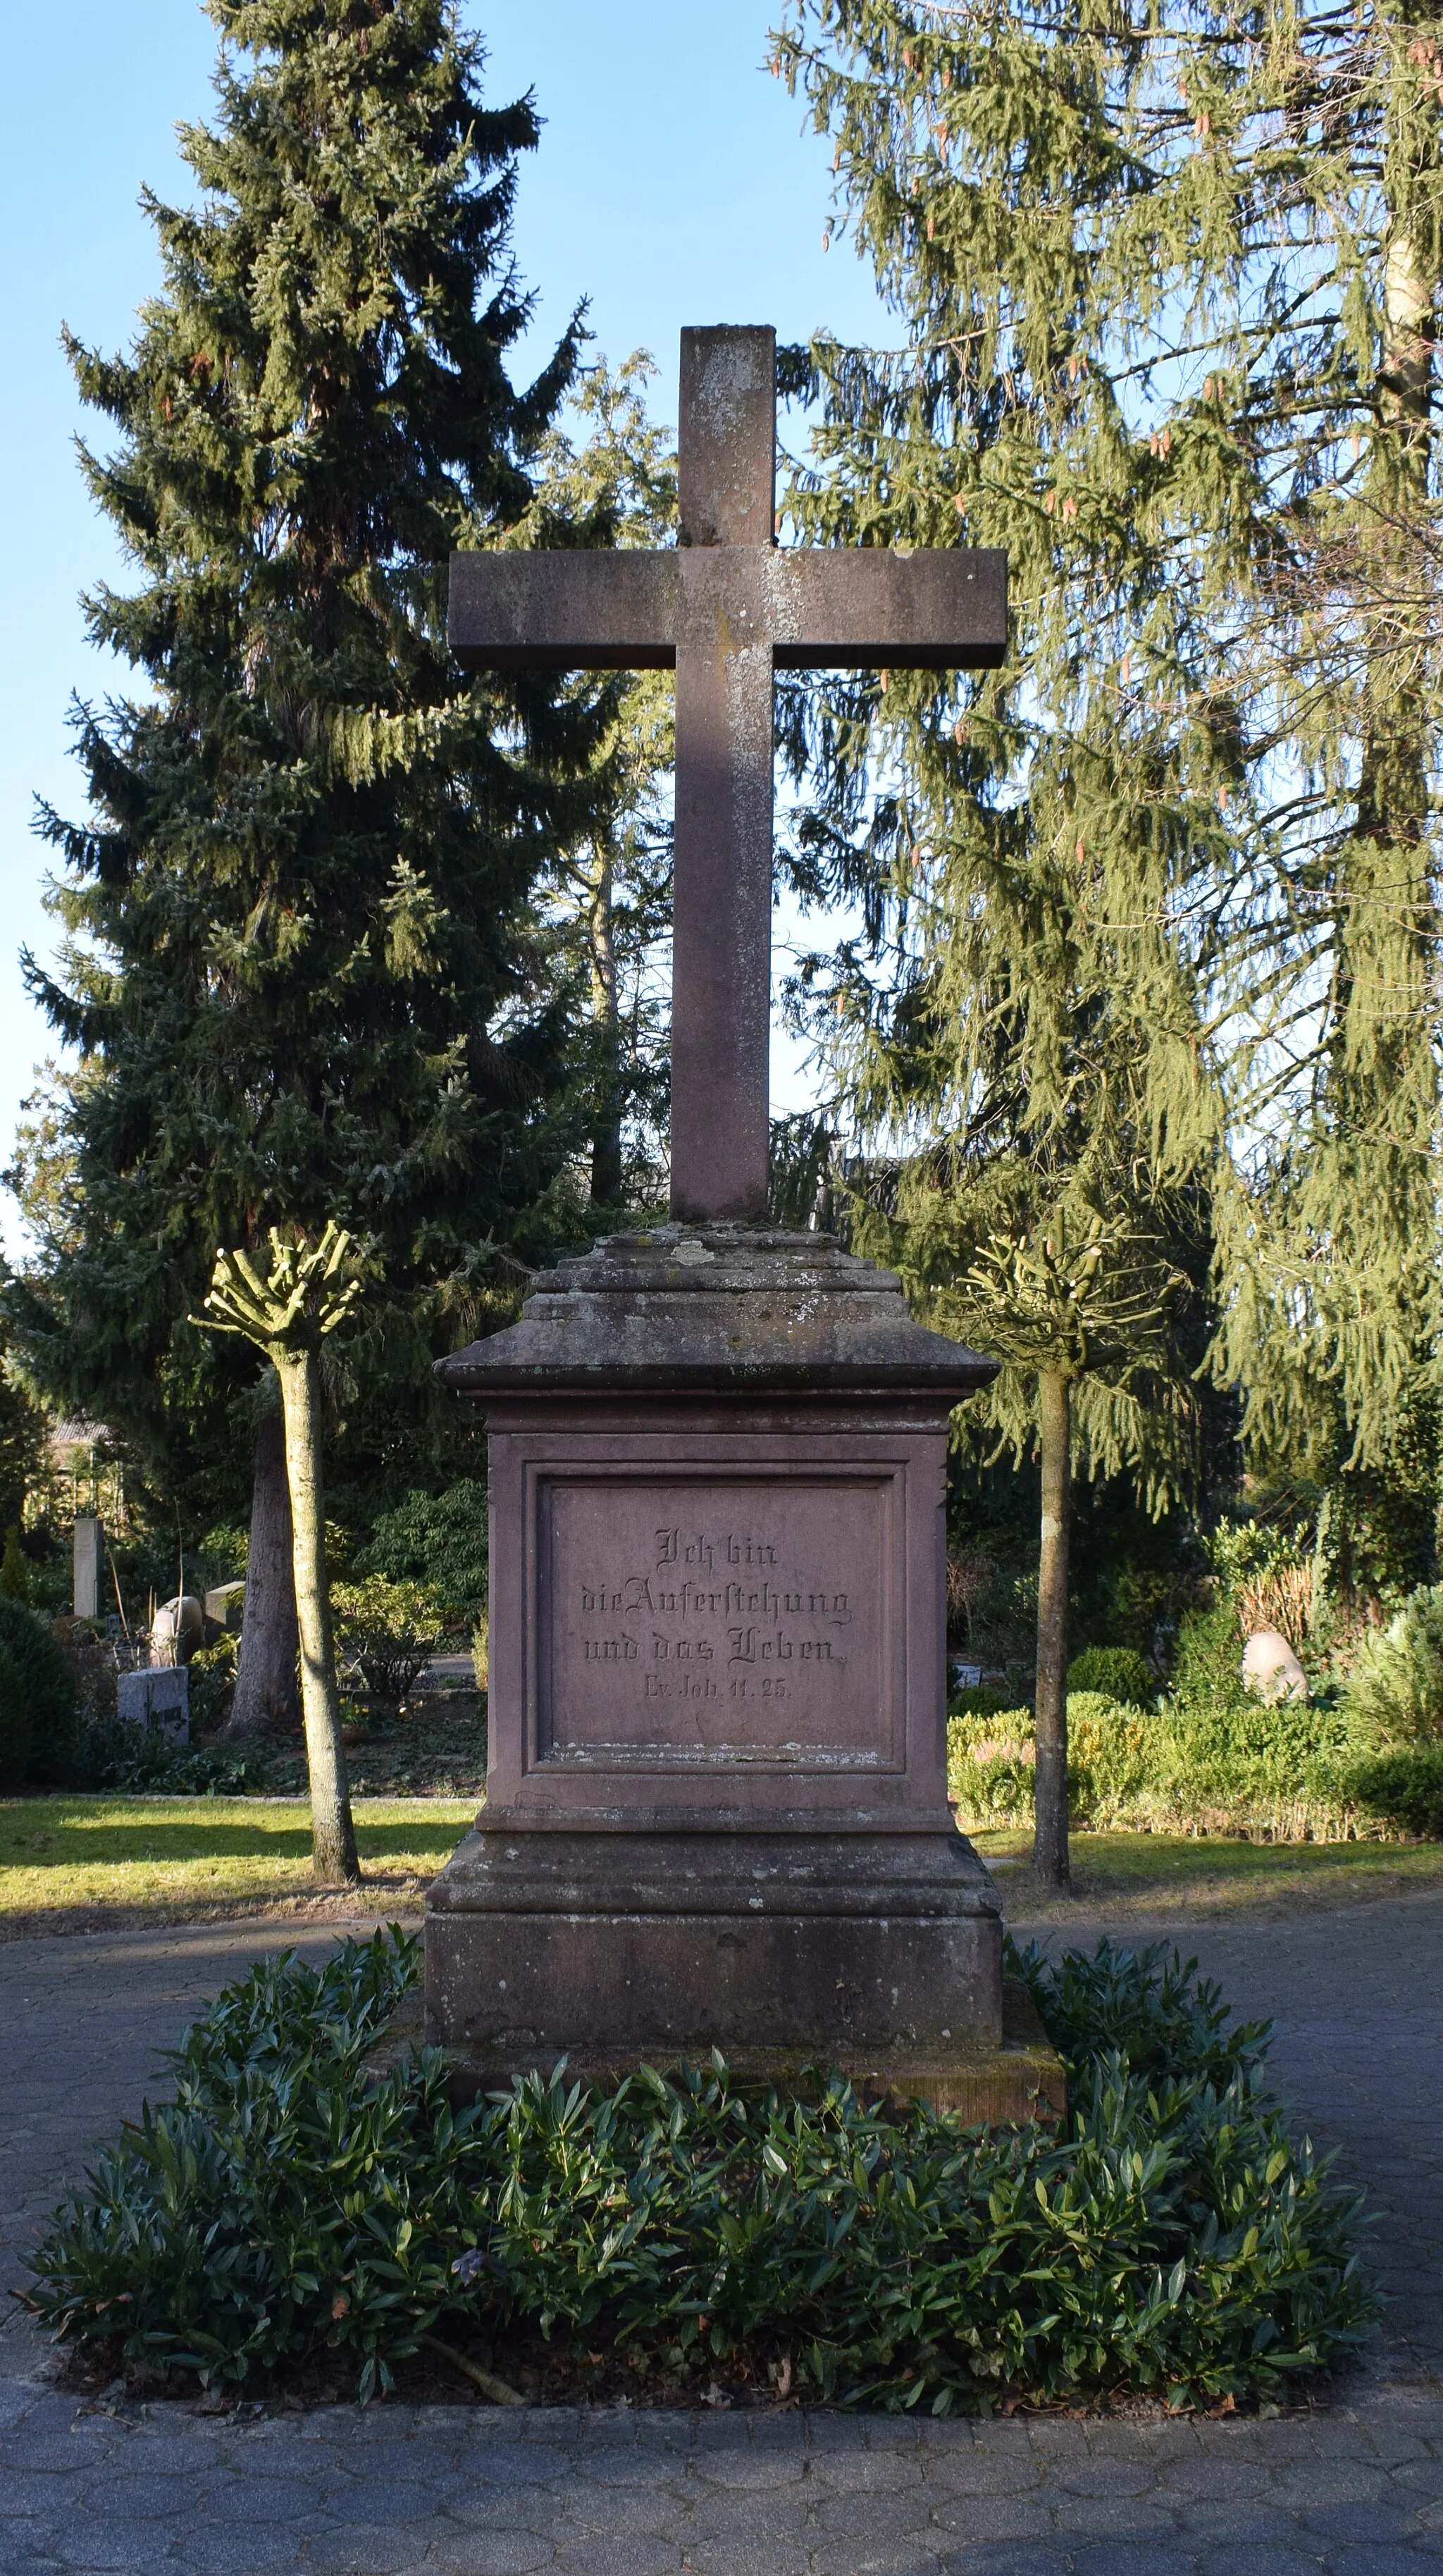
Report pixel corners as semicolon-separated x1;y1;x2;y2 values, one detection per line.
1241;1628;1308;1703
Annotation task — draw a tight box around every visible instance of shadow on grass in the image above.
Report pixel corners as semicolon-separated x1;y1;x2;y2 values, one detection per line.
0;1806;473;1876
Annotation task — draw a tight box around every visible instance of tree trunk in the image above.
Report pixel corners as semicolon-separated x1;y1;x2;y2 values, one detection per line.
1032;1368;1072;1893
220;1403;299;1742
1356;211;1432;854
274;1344;358;1885
588;844;624;1208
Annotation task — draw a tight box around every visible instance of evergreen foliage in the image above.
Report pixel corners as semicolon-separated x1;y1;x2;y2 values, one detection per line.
772;0;1443;1512
0;1358;48;1540
0;1639;30;1791
1339;1585;1443;1745
358;1478;488;1633
0;1597;80;1787
11;0;622;1516
0;1527;32;1605
1067;1647;1156;1707
27;1930;1373;2410
1344;1742;1443;1837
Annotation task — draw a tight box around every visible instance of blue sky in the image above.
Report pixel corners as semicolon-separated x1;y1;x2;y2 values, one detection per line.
0;0;889;1255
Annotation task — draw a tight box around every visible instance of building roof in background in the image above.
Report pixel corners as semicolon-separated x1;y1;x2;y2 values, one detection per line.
48;1418;113;1454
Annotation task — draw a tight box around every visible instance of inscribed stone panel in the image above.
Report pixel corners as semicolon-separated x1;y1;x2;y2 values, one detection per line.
535;1474;896;1769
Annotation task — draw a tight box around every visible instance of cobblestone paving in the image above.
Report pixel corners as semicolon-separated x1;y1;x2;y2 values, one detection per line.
1032;1895;1443;2383
1;1894;1440;2574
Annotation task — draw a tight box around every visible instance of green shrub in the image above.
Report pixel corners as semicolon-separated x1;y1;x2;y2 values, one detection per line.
1168;1594;1246;1709
1065;1693;1158;1822
1007;1936;1272;2089
0;1637;30;1787
1151;1683;1347;1828
26;1931;1374;2410
1066;1646;1155;1707
948;1683;1017;1720
333;1573;438;1721
1345;1742;1443;1838
76;1714;273;1795
948;1696;1157;1826
187;1633;238;1735
0;1525;32;1604
1339;1585;1443;1747
1144;1592;1349;1831
0;1597;79;1785
947;1707;1035;1818
360;1482;488;1640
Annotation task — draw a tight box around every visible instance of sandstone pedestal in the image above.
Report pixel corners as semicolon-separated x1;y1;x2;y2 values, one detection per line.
426;1225;1020;2095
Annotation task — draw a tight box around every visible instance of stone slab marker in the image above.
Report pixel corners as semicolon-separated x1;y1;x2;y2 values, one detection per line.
73;1517;104;1623
426;330;1044;2112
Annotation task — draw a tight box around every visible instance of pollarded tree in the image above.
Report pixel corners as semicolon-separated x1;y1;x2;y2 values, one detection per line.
11;0;630;1716
200;1224;366;1883
773;0;1443;1532
931;1218;1184;1890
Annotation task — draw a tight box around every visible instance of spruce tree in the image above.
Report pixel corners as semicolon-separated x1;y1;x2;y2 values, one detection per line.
523;357;678;1215
773;0;1443;1554
12;0;623;1705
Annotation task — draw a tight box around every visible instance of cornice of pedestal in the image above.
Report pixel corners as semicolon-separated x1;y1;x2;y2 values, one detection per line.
437;1225;998;1397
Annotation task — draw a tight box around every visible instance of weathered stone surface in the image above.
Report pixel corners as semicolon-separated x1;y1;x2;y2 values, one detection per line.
439;1225;996;1393
434;1228;991;1835
447;324;1008;1225
426;1828;1005;2063
374;1962;1060;2123
427;1227;1005;2064
446;544;1008;679
438;318;1011;2062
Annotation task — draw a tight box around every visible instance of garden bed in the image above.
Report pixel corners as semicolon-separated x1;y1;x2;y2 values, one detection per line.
24;1928;1376;2416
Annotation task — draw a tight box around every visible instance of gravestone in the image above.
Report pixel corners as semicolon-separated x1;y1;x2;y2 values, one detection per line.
426;329;1024;2105
73;1517;104;1622
117;1667;190;1744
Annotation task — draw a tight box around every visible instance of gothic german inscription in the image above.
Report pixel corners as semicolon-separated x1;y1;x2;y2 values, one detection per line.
537;1476;894;1766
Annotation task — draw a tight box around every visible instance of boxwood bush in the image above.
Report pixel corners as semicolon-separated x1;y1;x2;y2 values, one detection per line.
1066;1647;1156;1708
25;1928;1373;2411
947;1695;1157;1826
1344;1742;1443;1839
0;1597;80;1786
0;1634;28;1788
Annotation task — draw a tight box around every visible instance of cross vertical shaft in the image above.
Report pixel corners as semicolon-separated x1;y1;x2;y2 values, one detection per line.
447;326;1008;1232
670;327;776;1224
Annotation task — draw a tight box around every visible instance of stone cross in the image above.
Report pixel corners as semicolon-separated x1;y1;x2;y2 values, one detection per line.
449;326;1007;1224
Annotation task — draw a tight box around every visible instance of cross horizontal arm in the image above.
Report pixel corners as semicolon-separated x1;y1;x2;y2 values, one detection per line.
768;547;1007;671
449;552;677;671
449;547;1008;675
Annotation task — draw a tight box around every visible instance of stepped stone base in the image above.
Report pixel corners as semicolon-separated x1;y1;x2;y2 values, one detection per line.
426;1821;1004;2061
369;1971;1064;2127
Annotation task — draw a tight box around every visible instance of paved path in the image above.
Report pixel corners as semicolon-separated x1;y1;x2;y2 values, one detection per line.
1028;1895;1443;2384
1;1894;1441;2574
0;1914;411;2360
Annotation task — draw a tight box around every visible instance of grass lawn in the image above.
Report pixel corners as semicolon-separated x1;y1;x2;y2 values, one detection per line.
976;1824;1443;1922
0;1796;475;1932
5;1798;1442;1937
